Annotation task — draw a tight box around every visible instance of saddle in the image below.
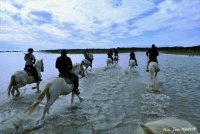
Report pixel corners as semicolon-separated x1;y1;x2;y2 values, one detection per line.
59;73;80;95
59;73;74;84
24;68;34;77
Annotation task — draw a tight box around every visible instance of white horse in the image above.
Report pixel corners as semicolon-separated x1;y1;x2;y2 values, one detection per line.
148;61;160;90
129;59;136;69
7;59;44;97
134;117;198;134
106;58;113;67
113;55;119;64
24;64;85;120
81;54;94;73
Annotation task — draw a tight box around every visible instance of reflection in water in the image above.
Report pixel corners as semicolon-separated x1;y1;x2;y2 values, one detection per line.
0;52;199;133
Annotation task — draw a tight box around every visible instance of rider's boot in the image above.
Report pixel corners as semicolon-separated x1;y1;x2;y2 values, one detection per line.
73;88;80;95
73;75;80;95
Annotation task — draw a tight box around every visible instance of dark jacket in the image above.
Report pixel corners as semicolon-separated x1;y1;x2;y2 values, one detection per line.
56;55;72;74
146;48;159;62
107;51;113;58
114;50;118;56
130;51;136;59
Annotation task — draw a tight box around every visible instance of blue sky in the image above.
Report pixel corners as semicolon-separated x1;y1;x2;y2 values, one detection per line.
0;0;200;50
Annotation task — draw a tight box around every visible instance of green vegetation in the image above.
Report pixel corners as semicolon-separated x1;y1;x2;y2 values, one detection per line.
40;45;200;55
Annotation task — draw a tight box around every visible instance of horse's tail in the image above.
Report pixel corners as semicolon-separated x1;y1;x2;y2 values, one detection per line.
24;83;49;115
7;75;15;96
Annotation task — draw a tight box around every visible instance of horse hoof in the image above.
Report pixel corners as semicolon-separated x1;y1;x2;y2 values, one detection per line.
36;90;41;94
80;97;84;102
37;119;44;125
15;94;20;97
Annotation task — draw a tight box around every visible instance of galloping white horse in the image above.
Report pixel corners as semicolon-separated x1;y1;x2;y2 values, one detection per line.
129;59;136;69
7;59;44;97
148;61;160;90
134;117;198;134
81;54;94;72
113;55;119;64
25;64;85;120
106;58;113;67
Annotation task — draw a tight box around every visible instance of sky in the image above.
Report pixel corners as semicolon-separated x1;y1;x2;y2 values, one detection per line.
0;0;200;51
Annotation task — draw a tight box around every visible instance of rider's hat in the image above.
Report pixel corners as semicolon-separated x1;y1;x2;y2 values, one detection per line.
60;49;67;54
28;48;34;53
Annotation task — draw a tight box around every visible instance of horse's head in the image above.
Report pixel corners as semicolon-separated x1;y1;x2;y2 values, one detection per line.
89;54;94;61
35;59;44;72
80;64;85;78
81;59;90;67
72;63;85;78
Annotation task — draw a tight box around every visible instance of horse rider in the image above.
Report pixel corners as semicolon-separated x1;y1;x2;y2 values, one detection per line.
114;48;119;59
24;48;41;82
55;49;80;95
146;44;159;72
107;49;113;64
83;49;93;68
129;49;138;66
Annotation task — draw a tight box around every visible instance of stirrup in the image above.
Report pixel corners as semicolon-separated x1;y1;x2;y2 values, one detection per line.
146;69;149;72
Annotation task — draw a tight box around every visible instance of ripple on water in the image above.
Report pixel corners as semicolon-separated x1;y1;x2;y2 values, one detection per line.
141;93;171;117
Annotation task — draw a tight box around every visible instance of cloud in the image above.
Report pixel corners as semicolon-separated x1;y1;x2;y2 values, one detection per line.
129;0;200;36
0;0;200;50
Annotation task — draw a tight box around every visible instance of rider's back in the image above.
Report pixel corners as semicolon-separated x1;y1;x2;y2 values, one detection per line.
84;52;90;60
114;50;118;56
24;53;35;65
107;51;113;58
130;52;135;59
56;55;72;74
147;48;159;61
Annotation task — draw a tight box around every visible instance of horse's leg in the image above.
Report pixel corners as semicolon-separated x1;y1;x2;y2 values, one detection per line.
71;92;75;105
155;71;158;77
76;94;84;102
85;67;87;74
11;85;20;97
8;75;16;96
154;72;158;89
41;97;57;120
149;72;154;87
89;62;92;71
89;65;92;71
8;83;13;97
15;88;20;97
36;82;40;93
11;86;15;97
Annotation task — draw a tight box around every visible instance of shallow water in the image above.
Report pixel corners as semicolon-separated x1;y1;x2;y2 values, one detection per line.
0;52;199;133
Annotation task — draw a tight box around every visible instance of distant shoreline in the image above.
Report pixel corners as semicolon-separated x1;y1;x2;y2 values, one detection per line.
40;49;200;56
1;46;200;56
40;50;200;56
160;51;200;56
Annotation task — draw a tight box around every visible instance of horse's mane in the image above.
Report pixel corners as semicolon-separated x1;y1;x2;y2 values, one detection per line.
73;63;81;68
35;59;42;65
36;59;42;63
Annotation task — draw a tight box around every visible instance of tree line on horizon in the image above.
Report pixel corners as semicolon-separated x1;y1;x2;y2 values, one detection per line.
40;45;200;54
0;45;199;53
